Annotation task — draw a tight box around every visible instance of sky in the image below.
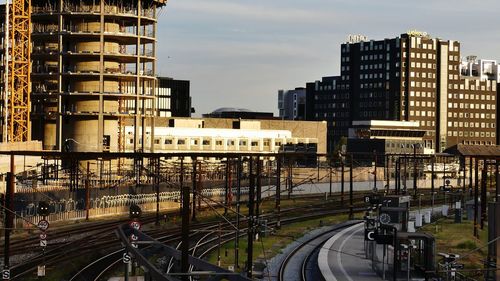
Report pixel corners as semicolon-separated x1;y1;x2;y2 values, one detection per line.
157;0;500;116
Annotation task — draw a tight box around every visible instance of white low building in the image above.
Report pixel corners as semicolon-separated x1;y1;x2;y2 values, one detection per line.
124;118;321;154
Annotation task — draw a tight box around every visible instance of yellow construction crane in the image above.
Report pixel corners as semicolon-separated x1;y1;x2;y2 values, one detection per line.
6;0;31;142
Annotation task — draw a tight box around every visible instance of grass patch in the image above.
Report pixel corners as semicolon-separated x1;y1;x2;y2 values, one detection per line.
419;218;487;279
456;240;478;250
206;212;357;273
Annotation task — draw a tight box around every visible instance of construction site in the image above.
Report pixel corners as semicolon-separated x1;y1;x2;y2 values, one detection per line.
1;0;167;153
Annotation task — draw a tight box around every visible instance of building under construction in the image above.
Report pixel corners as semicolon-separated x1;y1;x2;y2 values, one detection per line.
1;0;166;152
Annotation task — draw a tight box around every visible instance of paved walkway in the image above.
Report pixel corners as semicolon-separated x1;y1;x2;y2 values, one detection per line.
319;223;381;281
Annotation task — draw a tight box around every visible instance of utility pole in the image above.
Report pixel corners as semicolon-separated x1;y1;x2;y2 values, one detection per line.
403;154;408;192
469;157;473;197
329;164;332;197
431;156;435;195
217;222;222;266
341;158;345;206
413;144;418;197
386;155;390;193
85;162;90;221
275;155;281;229
255;158;261;222
349;154;354;220
287;159;293;199
474;157;479;238
374;150;377;192
181;182;190;281
235;156;241;269
496;161;499;202
481;160;487;230
224;158;229;215
247;157;255;278
3;155;14;278
155;157;160;226
395;158;400;195
191;158;197;222
179;157;184;213
197;161;202;210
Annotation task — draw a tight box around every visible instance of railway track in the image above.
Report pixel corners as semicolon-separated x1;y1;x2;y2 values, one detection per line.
8;190;447;280
277;220;362;281
68;199;371;281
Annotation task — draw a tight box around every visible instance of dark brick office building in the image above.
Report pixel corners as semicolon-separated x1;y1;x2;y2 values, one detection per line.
305;32;498;153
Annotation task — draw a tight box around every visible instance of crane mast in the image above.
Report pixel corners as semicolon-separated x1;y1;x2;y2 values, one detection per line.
6;0;31;142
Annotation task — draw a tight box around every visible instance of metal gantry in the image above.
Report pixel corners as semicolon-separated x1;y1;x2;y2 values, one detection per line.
8;0;31;142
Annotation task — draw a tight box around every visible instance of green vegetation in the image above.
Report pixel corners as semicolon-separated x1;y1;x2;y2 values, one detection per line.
206;213;357;273
419;218;488;278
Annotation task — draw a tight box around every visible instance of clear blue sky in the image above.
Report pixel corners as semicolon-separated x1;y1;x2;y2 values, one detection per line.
157;0;500;116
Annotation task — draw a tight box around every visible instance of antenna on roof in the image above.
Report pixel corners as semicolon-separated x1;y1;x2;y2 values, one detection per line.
466;55;477;63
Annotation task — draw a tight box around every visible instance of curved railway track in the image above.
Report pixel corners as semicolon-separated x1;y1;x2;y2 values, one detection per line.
8;191;445;280
68;202;369;281
277;221;362;281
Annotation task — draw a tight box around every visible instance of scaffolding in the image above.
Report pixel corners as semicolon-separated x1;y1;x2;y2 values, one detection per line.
7;0;31;142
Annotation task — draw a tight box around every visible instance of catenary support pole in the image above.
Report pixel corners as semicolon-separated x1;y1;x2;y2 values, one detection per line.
496;160;499;202
235;156;241;268
247;157;255;278
431;156;435;195
256;158;261;222
395;159;399;195
413;145;418;197
374;150;377;191
275;155;281;229
469;157;473;197
181;181;190;281
341;158;345;206
329;164;332;197
191;157;197;222
474;157;479;238
386;155;390;193
85;162;90;221
224;158;229;215
155;157;160;226
3;154;14;274
481;159;487;230
349;154;354;220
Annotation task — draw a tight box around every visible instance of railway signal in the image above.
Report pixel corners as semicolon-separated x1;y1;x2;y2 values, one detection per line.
37;219;50;231
2;269;10;280
129;204;142;219
37;201;51;217
123;253;132;264
129;221;142;231
37;266;45;277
